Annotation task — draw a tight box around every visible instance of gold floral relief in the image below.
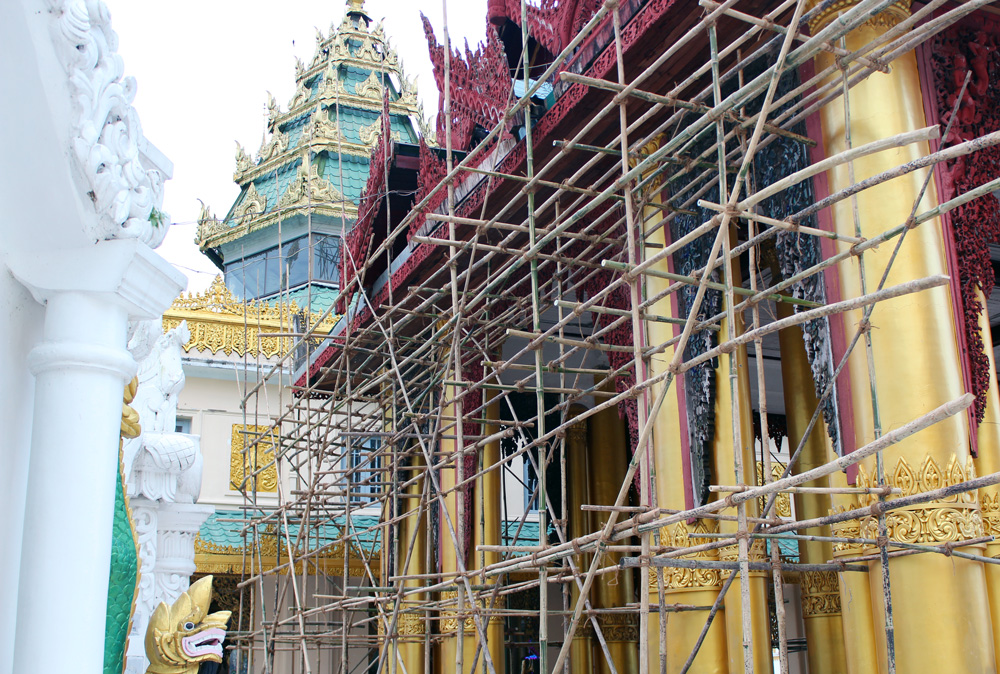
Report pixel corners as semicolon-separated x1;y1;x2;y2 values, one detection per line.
804;0;911;33
981;491;1000;539
230;424;278;493
855;455;985;548
799;570;841;617
719;536;768;578
438;590;505;632
595;613;639;642
655;520;725;591
829;504;864;558
377;612;426;637
163;276;337;360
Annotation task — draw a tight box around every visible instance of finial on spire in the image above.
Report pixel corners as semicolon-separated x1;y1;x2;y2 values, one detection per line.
345;0;370;26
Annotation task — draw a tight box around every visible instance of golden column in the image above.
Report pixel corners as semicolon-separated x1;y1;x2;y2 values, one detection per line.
812;2;996;670
642;174;729;673
566;406;595;674
776;307;848;673
973;289;1000;661
587;379;640;674
436;381;465;674
828;492;880;674
437;382;504;674
471;388;505;674
394;455;427;674
710;304;772;674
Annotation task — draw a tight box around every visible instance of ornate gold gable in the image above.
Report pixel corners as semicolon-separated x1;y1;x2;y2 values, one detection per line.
163;276;338;359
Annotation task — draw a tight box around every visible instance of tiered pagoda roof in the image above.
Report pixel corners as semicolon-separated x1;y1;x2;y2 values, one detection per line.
195;0;426;307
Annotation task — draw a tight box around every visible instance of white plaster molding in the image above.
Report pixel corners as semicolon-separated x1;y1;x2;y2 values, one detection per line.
44;0;170;247
125;500;212;674
130;433;200;501
26;341;136;378
8;239;186;320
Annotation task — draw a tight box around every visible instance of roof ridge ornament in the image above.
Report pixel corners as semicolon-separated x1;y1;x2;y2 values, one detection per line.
234;142;253;181
355;71;384;100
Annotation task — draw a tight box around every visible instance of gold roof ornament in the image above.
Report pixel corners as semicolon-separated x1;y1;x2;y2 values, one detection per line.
163;276;339;359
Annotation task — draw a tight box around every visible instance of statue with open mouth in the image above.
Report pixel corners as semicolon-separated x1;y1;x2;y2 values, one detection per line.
144;575;232;674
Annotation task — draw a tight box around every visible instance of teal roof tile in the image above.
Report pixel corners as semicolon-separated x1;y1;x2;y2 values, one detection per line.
283;113;311;150
285;286;341;313
319;154;369;201
767;538;799;562
198;510;381;555
343;65;376;89
501;520;556;555
390;113;418;143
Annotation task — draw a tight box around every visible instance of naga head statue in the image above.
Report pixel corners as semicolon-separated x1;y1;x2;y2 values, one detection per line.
145;576;232;674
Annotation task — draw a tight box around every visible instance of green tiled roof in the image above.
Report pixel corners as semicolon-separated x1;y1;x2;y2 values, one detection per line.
317;153;369;200
501;520;557;556
198;510;382;555
767;538;800;562
199;2;428;315
284;286;341;313
284;112;311;149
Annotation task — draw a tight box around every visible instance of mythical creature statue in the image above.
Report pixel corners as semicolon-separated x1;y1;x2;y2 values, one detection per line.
144;576;231;674
125;319;201;502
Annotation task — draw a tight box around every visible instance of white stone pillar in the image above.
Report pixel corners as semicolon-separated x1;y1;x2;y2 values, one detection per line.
9;240;184;674
155;504;214;602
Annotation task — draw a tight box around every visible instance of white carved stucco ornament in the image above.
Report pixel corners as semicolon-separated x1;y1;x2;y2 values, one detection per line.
125;319;201;502
124;319;213;674
46;0;169;247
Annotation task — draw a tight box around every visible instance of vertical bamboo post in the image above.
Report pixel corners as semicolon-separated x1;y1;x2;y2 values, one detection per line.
776;303;848;673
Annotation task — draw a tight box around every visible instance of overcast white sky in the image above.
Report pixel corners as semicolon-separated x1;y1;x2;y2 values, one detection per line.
104;0;487;293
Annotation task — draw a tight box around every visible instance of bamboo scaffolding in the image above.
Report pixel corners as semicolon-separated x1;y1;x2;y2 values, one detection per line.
219;1;1000;672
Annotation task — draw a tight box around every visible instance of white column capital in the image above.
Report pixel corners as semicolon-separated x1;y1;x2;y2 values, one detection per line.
156;503;214;534
7;238;185;321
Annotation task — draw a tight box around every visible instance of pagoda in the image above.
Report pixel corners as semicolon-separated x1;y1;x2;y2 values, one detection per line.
196;0;425;311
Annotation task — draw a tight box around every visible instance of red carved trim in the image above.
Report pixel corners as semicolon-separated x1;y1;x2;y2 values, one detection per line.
422;14;513;153
916;35;979;455
927;14;1000;426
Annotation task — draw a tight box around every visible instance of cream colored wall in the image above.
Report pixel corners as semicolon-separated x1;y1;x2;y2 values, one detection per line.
177;355;290;510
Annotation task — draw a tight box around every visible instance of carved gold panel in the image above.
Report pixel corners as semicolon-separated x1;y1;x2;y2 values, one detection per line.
230;424;278;493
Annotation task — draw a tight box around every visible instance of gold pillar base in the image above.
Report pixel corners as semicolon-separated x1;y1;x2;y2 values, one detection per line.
649;586;729;674
594;614;639;674
869;552;994;673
